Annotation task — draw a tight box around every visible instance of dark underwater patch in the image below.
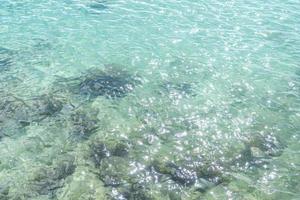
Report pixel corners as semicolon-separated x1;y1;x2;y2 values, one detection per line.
29;155;76;198
0;183;9;200
79;74;132;98
88;141;249;198
96;157;129;187
0;128;4;140
0;47;14;72
1;93;65;124
90;142;110;168
160;81;196;98
83;0;109;15
0;93;67;140
108;183;154;200
0;125;9;141
151;159;227;189
249;133;285;157
30;94;65;120
94;157;157;200
151;160;196;187
89;139;129;167
69;108;99;140
78;73;138;99
89;144;159;199
60;66;141;99
0;95;32;130
0;58;13;70
228;133;285;171
89;0;109;11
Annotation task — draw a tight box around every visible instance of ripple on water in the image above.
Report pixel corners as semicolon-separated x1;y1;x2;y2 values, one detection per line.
0;0;299;199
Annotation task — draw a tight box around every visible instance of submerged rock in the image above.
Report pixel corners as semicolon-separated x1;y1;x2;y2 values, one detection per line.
97;157;130;187
90;142;110;167
52;156;76;180
249;133;285;157
90;140;129;167
91;150;228;197
70;108;99;140
228;133;285;171
230;145;269;169
95;157;156;200
152;160;197;186
195;163;227;185
30;155;76;198
169;164;197;186
112;142;129;157
151;158;228;190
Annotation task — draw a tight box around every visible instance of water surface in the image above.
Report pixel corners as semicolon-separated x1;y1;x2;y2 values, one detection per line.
0;0;300;199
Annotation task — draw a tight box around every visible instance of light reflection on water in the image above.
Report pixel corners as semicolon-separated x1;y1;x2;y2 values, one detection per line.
0;0;300;199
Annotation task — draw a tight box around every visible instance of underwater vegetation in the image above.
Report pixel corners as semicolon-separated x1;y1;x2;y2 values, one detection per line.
60;66;141;99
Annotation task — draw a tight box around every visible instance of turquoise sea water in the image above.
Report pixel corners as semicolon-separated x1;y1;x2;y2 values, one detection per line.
1;0;300;199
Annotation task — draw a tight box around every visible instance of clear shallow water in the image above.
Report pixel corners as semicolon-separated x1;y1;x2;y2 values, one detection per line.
0;0;300;199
